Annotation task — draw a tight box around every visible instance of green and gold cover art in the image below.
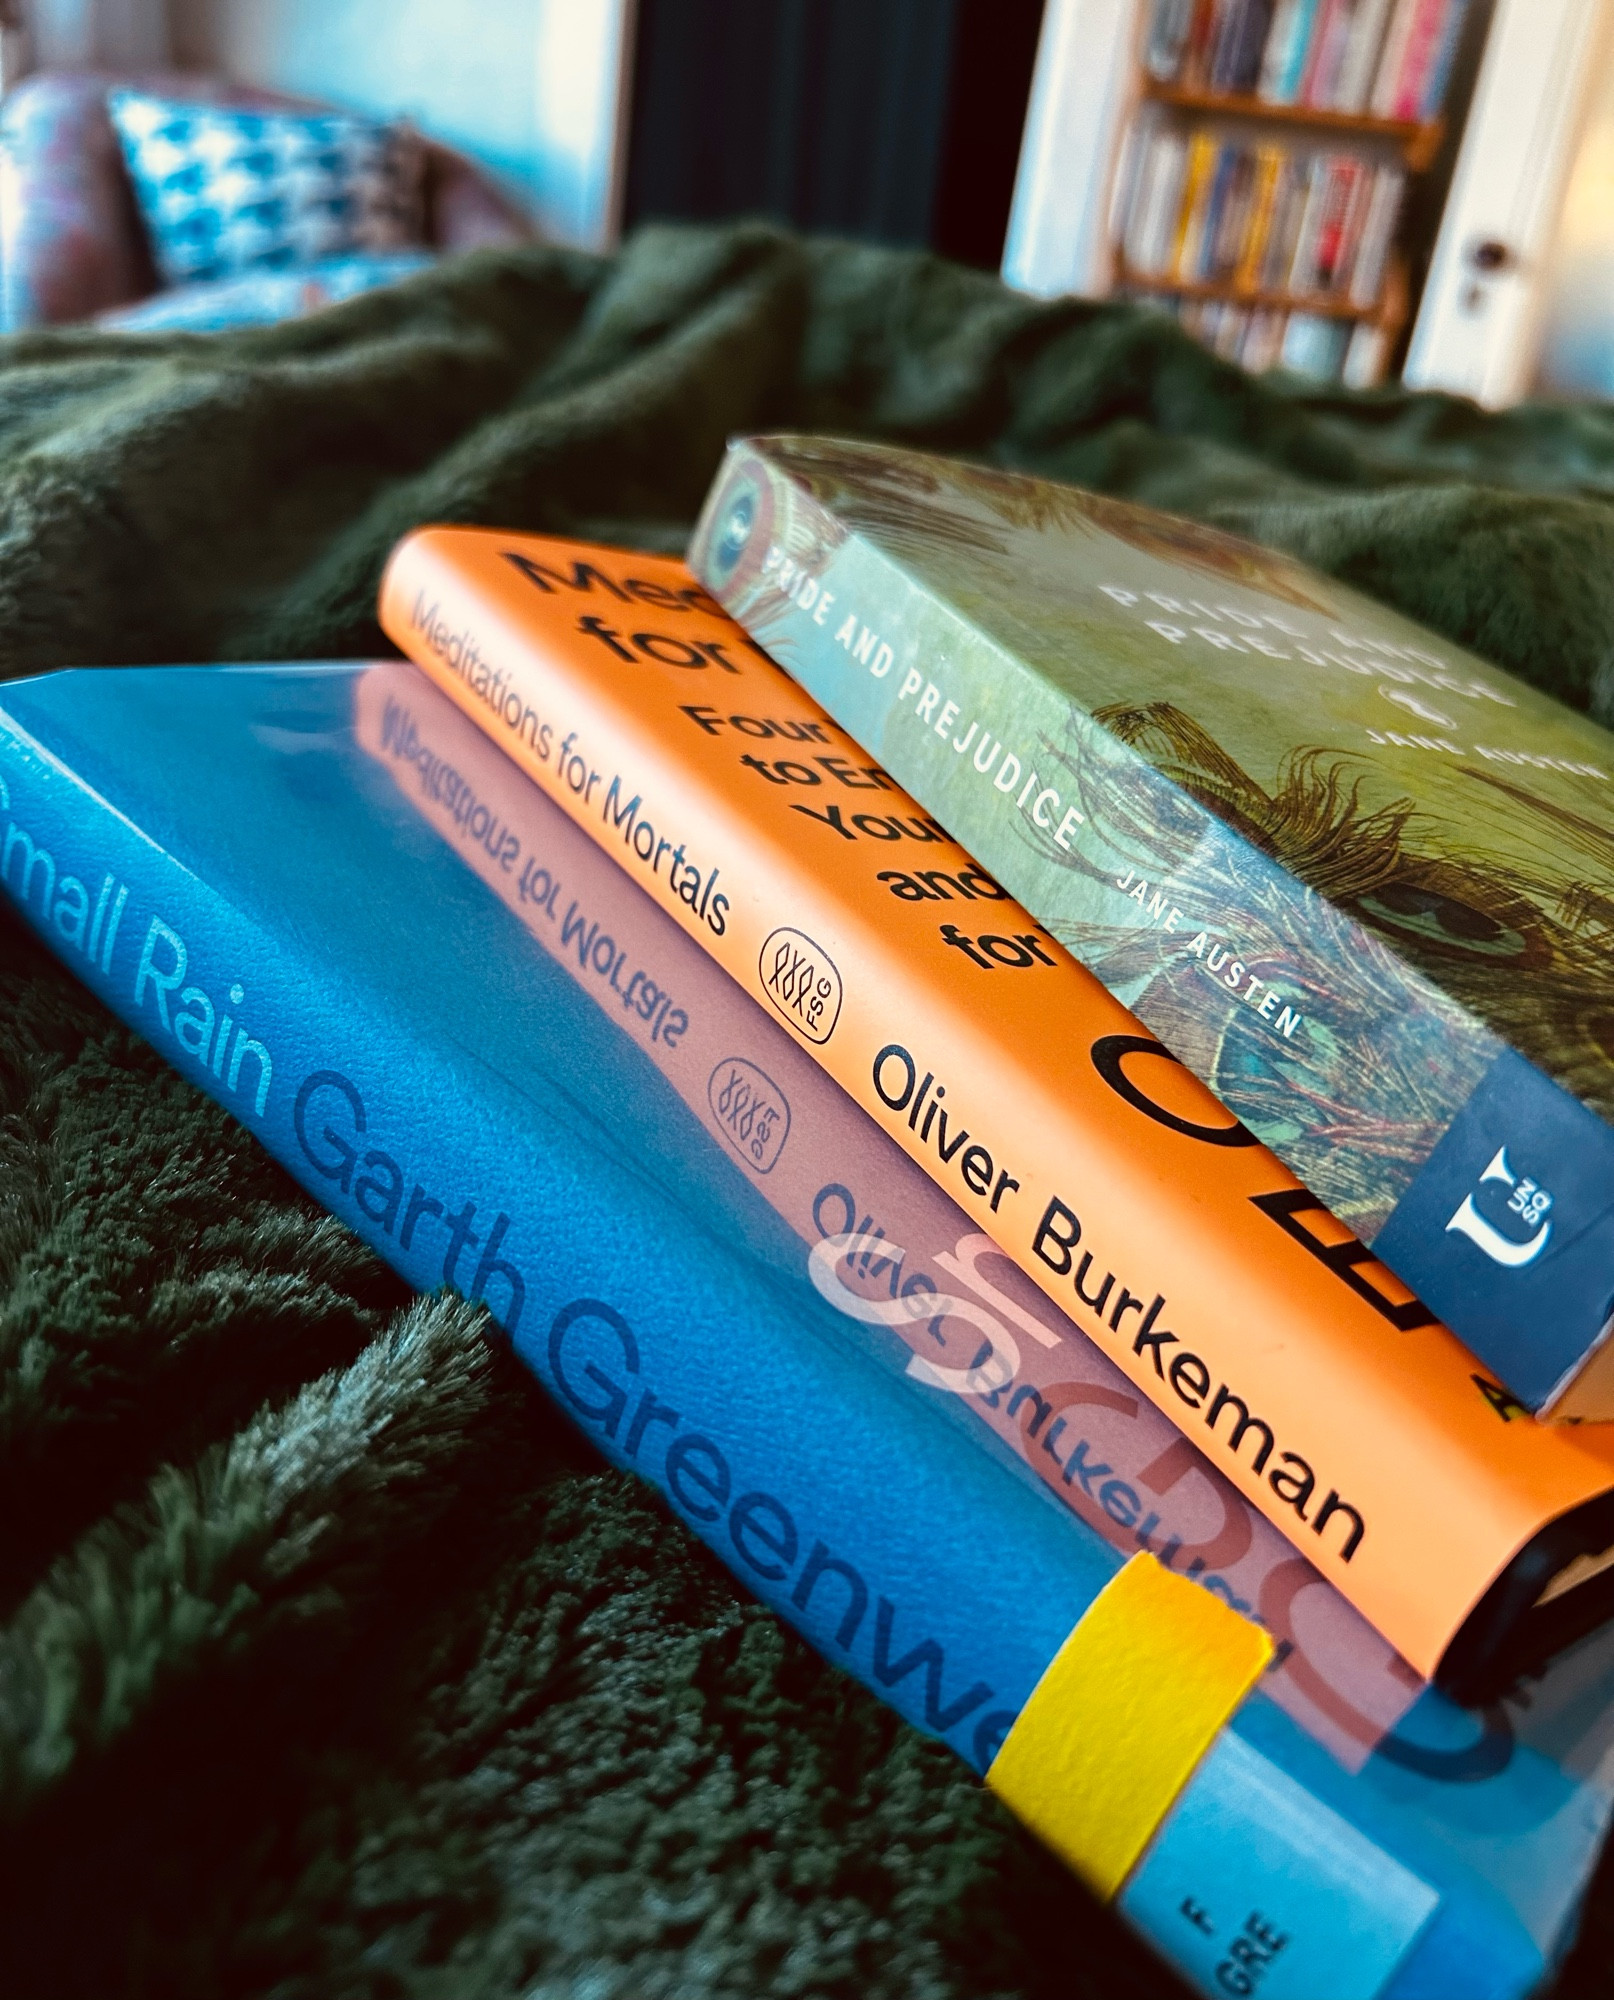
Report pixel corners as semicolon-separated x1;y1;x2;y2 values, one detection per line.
693;437;1614;1254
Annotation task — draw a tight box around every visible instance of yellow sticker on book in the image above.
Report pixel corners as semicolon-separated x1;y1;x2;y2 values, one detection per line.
986;1553;1274;1901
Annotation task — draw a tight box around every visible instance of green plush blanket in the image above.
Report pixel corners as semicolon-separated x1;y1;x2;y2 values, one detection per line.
5;223;1614;1998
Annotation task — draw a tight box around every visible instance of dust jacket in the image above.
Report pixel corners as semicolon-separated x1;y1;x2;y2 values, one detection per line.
691;436;1614;1418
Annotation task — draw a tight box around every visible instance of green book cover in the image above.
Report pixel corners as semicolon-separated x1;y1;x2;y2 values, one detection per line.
690;435;1614;1418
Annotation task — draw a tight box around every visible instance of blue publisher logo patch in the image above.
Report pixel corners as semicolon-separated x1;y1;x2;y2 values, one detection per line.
710;482;758;581
1445;1145;1553;1268
1373;1048;1614;1408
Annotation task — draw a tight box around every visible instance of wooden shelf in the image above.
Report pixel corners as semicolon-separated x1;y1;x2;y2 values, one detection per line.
1115;263;1407;333
1138;78;1445;171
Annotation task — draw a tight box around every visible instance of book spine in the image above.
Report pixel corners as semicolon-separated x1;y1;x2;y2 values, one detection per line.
1370;0;1421;115
1210;0;1240;89
1327;160;1372;289
1391;0;1447;118
696;450;1614;1419
1198;144;1242;280
1259;157;1308;284
381;528;1614;1683
1234;145;1284;286
1118;126;1153;273
1173;131;1222;278
1277;0;1325;98
1147;133;1192;273
0;686;1500;2000
1184;0;1224;85
1308;159;1353;288
1209;0;1241;88
1348;164;1405;306
1297;0;1347;105
1323;0;1366;106
1229;0;1277;91
1117;125;1191;278
1284;153;1333;292
1334;0;1395;110
1242;304;1289;372
1107;107;1153;256
1418;0;1470;117
1343;320;1391;387
1146;0;1198;78
1257;0;1305;100
1280;311;1348;378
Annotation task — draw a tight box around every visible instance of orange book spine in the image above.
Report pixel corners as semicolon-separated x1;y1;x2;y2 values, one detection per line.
378;526;1614;1690
1234;145;1284;291
1173;131;1221;280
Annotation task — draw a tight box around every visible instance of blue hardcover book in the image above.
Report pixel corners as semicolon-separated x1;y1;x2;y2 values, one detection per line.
4;657;1614;2000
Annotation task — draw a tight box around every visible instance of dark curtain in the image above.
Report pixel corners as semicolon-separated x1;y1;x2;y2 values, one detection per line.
623;0;1045;268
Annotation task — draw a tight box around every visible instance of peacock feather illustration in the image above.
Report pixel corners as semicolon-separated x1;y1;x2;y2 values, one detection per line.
1032;701;1614;1229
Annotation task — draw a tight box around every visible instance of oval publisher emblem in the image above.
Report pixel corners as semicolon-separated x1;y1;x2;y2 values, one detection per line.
707;1056;791;1173
711;482;757;579
759;926;843;1045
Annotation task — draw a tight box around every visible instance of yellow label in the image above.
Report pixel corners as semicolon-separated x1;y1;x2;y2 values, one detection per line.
986;1554;1274;1901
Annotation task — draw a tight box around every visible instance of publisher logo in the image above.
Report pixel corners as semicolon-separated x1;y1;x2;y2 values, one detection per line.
708;1057;791;1172
760;926;843;1045
1445;1145;1553;1269
716;489;755;566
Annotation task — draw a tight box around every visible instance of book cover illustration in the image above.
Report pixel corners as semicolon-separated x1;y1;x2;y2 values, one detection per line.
691;436;1614;1415
5;658;1614;1998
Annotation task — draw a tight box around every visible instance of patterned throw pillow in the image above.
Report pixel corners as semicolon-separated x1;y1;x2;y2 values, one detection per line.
107;90;423;288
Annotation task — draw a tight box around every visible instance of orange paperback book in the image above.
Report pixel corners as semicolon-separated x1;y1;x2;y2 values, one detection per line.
379;525;1614;1694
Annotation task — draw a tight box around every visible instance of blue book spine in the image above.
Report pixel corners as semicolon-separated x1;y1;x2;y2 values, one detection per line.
1419;0;1470;115
1277;0;1325;98
0;670;1582;2000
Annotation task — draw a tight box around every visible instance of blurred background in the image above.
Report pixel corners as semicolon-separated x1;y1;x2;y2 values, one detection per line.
2;0;1611;405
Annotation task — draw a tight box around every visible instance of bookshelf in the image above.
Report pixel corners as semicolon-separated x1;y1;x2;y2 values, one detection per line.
1004;0;1492;388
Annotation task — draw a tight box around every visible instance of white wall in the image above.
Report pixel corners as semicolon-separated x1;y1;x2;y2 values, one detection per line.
1535;49;1614;398
170;0;632;247
32;0;168;67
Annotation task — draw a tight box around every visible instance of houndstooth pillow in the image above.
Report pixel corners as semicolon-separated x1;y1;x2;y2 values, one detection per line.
107;89;424;287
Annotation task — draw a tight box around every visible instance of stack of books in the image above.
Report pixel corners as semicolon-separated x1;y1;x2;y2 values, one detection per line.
7;438;1614;1999
1113;119;1404;382
1145;0;1473;117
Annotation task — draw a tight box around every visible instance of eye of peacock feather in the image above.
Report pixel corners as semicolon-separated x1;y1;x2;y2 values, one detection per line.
1354;881;1531;960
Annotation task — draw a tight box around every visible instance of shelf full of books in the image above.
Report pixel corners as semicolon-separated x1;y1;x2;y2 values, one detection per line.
1112;0;1477;385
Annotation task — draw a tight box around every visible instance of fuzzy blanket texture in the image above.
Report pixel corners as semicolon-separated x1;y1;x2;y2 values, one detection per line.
5;222;1614;2000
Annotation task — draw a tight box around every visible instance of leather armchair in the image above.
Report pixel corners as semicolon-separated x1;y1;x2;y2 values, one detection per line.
0;69;535;329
